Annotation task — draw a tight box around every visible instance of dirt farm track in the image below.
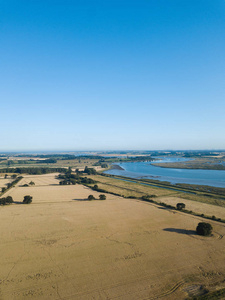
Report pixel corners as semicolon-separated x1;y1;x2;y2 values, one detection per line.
0;174;225;299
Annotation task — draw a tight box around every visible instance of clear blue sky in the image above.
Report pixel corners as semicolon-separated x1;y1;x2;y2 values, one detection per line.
1;0;225;151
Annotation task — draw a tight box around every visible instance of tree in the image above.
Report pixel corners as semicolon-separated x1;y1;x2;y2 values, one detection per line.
196;222;212;236
70;179;76;185
0;196;13;205
176;203;185;210
1;187;6;193
0;198;6;205
29;181;35;185
88;195;95;201
99;194;106;200
84;166;97;175
5;196;13;203
100;163;108;169
23;195;33;204
7;182;12;189
66;167;72;175
59;180;68;185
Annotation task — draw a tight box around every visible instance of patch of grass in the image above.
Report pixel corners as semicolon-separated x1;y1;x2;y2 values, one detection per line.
87;174;176;198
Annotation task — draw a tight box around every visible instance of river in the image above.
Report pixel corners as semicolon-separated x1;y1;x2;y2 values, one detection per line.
104;157;225;188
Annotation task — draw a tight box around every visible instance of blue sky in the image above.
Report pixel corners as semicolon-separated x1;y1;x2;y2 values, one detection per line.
1;0;225;151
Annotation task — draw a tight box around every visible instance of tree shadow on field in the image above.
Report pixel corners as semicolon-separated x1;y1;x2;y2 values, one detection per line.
163;228;197;235
12;201;24;205
72;199;91;201
158;207;173;210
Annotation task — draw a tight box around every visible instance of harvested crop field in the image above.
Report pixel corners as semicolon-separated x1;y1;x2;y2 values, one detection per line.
157;196;225;220
1;174;225;299
19;173;60;187
0;179;12;189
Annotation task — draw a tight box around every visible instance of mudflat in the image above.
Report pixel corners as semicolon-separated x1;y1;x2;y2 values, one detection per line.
1;174;225;299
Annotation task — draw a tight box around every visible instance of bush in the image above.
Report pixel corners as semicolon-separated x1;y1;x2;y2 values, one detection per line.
23;195;33;204
5;196;13;203
0;198;6;205
29;181;35;185
99;194;106;200
176;203;186;210
88;195;95;201
196;222;212;236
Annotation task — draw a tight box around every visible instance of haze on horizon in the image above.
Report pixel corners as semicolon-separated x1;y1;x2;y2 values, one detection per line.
1;0;225;151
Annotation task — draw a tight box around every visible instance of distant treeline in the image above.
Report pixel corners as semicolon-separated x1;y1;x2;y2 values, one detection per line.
183;151;221;157
13;154;153;163
3;158;58;165
0;167;66;175
94;156;153;164
36;158;57;163
15;154;103;160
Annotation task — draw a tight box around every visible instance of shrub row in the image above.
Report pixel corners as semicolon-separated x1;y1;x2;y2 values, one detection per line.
0;195;33;205
88;194;106;201
1;176;23;194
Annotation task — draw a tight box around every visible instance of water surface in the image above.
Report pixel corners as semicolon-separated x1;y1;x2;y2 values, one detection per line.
105;157;225;188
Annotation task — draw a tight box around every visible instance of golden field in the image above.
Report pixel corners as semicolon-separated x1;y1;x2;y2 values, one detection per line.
0;179;10;189
87;174;225;208
0;177;13;189
0;174;225;299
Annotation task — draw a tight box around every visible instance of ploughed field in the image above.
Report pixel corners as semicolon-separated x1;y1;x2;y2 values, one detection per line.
1;174;225;299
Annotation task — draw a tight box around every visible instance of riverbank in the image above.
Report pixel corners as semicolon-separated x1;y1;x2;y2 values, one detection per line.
105;160;225;188
152;162;225;170
152;157;225;170
101;173;225;198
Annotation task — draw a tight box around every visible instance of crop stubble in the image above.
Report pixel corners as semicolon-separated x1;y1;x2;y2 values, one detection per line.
0;174;225;299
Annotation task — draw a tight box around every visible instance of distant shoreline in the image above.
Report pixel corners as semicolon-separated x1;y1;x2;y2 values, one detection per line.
151;162;225;171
